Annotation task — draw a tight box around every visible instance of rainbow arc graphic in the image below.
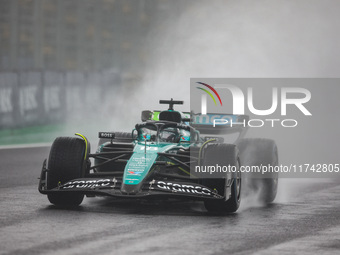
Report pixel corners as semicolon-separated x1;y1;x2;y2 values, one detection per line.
196;82;223;106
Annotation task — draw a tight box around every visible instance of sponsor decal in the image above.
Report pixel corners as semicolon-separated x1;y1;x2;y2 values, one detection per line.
124;151;158;181
127;170;140;176
19;86;38;116
99;132;115;139
181;136;190;141
0;88;13;113
204;136;224;143
123;144;175;185
61;179;112;189
156;181;213;196
139;146;158;151
193;114;238;126
44;86;61;112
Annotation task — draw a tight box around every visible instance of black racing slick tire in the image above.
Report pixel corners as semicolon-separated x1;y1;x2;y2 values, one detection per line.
237;138;279;204
202;144;241;214
47;137;86;206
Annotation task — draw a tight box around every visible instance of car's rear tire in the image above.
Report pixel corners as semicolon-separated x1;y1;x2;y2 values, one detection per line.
47;137;86;206
237;138;279;204
202;144;241;213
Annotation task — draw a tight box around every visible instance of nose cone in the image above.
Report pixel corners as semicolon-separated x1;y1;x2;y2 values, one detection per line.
121;183;143;195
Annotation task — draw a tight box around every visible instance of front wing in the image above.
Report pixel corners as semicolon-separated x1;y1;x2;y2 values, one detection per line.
39;176;224;201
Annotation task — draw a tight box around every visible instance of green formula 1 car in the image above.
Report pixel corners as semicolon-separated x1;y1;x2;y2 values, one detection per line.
39;99;278;213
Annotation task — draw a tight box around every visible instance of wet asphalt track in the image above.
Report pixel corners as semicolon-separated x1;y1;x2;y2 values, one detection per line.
0;146;339;255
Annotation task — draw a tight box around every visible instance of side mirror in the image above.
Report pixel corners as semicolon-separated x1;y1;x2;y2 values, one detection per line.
141;110;152;122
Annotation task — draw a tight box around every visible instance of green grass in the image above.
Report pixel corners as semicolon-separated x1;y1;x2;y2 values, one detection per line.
0;125;66;146
0;122;107;146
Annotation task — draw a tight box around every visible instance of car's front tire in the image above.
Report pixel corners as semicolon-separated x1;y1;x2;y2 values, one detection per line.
47;137;86;206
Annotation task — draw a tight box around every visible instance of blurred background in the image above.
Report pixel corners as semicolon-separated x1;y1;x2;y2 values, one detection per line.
0;0;339;145
0;0;184;142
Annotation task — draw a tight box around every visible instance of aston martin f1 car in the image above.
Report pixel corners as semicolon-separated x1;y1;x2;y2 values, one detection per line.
39;99;279;213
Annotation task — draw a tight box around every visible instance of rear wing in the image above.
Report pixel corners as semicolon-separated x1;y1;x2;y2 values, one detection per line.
141;110;191;122
142;110;248;136
190;113;249;136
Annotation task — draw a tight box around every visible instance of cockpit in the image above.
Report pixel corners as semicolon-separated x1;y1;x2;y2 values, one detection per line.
136;122;191;143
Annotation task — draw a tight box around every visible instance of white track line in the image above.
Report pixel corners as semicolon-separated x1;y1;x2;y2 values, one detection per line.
0;143;51;150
